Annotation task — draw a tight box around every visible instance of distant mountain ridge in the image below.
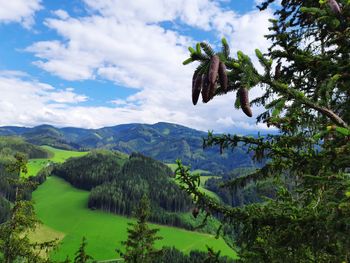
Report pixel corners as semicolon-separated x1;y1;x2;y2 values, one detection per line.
0;122;256;174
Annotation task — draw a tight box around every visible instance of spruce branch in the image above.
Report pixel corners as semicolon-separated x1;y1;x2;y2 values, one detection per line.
266;80;349;128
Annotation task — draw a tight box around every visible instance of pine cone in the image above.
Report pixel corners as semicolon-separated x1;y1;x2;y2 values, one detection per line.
201;74;210;103
192;72;197;90
238;87;253;117
328;0;341;14
209;55;220;85
208;82;217;100
218;62;228;92
192;74;202;105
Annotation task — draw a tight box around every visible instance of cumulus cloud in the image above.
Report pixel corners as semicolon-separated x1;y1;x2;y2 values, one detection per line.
19;0;276;132
0;0;42;28
0;72;89;126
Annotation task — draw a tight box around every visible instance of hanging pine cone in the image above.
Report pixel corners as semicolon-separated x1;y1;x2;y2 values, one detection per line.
238;87;253;117
328;0;341;14
218;62;228;92
192;74;202;105
201;74;210;103
192;72;197;90
209;55;220;85
208;82;217;100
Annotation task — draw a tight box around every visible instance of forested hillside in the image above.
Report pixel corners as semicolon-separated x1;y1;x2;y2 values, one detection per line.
0;137;51;223
205;167;277;207
0;137;50;200
0;122;257;174
52;151;193;228
52;150;127;190
0;136;50;159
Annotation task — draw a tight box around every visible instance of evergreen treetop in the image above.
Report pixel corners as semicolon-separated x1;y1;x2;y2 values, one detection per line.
117;195;163;263
177;0;350;261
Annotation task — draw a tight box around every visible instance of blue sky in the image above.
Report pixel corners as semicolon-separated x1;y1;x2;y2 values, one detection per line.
0;0;275;133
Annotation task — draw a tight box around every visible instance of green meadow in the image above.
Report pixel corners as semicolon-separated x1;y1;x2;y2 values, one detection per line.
28;147;236;261
33;176;236;261
24;146;88;178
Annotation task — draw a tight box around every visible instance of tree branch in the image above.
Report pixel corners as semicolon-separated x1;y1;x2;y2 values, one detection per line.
267;81;349;128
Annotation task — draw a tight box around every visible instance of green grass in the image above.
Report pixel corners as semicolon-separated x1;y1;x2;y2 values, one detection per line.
33;176;237;261
199;175;221;185
23;146;88;178
192;169;211;175
41;146;88;163
166;163;179;172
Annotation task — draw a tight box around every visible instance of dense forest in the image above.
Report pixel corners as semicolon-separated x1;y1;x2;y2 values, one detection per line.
155;247;234;263
53;151;194;228
52;150;127;190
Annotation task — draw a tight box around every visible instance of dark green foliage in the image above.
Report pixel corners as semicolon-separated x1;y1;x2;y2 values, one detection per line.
53;150;126;190
0;156;57;263
74;237;93;263
205;167;276;207
88;153;193;228
0;123;256;174
0;153;32;202
0;159;17;202
0;137;50;202
118;195;163;263
179;0;350;261
154;247;235;263
0;196;10;224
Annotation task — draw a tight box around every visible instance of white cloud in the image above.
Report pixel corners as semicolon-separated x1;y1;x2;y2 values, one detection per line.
0;73;89;126
0;0;42;28
45;88;88;104
18;0;276;132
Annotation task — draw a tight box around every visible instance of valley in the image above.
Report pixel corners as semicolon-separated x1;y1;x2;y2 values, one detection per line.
23;144;236;261
33;176;235;261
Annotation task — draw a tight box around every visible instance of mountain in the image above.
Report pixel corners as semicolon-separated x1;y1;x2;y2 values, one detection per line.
0;122;256;174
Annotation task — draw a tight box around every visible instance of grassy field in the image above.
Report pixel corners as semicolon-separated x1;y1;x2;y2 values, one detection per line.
33;176;237;261
24;146;88;178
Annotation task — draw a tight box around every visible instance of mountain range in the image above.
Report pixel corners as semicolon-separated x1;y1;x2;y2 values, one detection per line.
0;122;256;174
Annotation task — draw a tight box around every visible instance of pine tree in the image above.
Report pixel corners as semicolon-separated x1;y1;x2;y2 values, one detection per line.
117;195;163;263
0;153;57;262
74;237;93;263
178;0;350;262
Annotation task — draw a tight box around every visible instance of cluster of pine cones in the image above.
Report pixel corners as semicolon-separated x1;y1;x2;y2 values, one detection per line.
191;55;252;117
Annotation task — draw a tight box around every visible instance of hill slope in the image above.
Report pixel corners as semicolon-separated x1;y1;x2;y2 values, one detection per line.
52;151;193;228
0;122;255;174
33;176;236;261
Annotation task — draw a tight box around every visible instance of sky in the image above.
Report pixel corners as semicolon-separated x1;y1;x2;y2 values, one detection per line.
0;0;277;133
